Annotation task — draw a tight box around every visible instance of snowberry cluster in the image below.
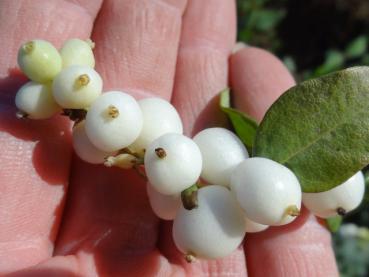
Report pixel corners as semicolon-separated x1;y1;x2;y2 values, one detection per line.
15;39;366;262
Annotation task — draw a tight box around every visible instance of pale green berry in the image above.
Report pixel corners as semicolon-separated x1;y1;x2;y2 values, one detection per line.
60;38;95;68
52;65;102;109
15;81;60;119
85;91;143;152
17;40;62;83
73;121;116;164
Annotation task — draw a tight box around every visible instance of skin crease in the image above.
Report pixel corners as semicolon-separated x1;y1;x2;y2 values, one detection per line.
0;0;339;276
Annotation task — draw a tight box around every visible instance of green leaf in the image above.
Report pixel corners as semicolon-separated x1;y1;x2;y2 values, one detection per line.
326;216;343;233
345;36;367;59
220;89;258;151
254;67;369;192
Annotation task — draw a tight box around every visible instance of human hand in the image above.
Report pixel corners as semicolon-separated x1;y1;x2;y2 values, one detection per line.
0;0;339;276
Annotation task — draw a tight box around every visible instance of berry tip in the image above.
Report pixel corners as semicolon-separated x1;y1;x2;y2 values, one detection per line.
22;41;34;54
16;110;28;119
107;105;120;119
155;147;167;159
76;74;90;87
337;207;346;216
285;205;300;217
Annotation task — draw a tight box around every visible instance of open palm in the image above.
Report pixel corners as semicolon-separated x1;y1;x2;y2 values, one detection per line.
0;0;338;276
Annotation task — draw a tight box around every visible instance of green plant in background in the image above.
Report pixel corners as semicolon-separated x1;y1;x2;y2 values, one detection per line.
334;224;369;277
237;0;287;51
237;0;369;275
306;35;368;79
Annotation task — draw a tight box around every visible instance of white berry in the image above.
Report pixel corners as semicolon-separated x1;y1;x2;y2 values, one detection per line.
146;182;181;220
52;65;102;109
85;91;143;152
130;97;183;156
18;40;62;83
193;128;249;187
244;217;268;233
173;185;246;260
60;38;95;68
72;121;115;164
302;171;365;218
230;157;302;226
15;81;60;119
144;133;202;195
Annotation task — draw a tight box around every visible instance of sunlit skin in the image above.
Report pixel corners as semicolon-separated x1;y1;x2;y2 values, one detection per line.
0;0;338;276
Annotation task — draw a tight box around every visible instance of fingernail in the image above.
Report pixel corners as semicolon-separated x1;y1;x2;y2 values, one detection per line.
232;42;248;54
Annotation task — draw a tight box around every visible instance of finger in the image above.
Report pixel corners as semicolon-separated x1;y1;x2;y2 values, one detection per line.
54;0;187;275
5;256;81;277
92;0;187;99
158;1;248;276
246;209;338;276
0;0;102;273
5;250;184;277
230;46;338;276
230;46;295;122
171;0;236;135
0;0;101;78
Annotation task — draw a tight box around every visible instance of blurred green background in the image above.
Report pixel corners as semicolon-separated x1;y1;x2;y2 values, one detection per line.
236;0;369;276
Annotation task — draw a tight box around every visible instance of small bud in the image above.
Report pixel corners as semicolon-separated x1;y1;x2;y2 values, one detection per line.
184;253;196;263
104;153;137;169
